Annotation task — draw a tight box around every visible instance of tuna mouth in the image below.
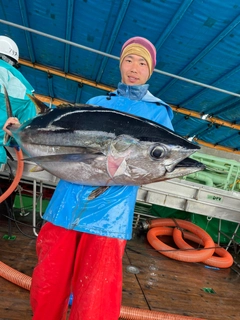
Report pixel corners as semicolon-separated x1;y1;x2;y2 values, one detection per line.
162;157;205;180
164;146;201;173
165;157;205;173
175;157;205;169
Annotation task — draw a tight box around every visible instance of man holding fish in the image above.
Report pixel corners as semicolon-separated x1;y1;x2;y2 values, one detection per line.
3;37;201;319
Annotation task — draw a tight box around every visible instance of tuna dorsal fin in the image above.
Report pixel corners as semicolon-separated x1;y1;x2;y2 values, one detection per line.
26;94;51;114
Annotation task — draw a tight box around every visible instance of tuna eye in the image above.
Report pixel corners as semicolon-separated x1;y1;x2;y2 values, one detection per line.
150;145;166;159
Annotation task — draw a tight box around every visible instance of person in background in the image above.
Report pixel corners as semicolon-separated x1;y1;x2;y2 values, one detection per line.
4;36;174;320
0;35;37;166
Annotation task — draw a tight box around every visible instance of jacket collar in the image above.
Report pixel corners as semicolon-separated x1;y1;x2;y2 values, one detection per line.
117;82;149;100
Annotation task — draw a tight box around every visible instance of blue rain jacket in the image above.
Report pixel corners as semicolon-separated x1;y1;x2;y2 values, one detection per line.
0;60;37;164
43;82;174;240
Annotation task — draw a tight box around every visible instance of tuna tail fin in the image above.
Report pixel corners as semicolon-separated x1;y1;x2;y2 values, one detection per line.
3;84;13;118
3;84;13;144
27;94;51;114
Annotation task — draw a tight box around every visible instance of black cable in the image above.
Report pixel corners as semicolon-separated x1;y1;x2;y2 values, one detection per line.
1;212;41;238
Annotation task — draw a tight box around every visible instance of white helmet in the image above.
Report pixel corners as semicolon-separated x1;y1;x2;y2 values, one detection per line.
0;36;19;63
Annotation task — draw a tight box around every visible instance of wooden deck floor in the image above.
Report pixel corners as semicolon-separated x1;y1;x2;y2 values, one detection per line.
0;213;239;320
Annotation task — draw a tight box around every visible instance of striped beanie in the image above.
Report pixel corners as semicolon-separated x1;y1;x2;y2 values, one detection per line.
120;37;157;76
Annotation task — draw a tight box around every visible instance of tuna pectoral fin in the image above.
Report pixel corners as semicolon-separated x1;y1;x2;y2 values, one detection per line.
24;153;103;163
88;186;110;200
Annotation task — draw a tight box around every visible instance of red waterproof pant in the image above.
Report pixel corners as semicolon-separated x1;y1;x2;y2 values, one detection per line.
30;222;126;320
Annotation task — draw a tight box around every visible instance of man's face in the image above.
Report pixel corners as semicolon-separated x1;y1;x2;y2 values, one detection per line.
120;54;150;86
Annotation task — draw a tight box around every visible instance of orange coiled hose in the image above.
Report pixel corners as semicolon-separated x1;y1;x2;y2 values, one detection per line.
147;219;215;262
173;228;234;268
0;148;24;203
0;261;206;320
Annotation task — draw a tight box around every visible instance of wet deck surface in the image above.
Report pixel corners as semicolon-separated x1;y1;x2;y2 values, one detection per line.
0;214;239;320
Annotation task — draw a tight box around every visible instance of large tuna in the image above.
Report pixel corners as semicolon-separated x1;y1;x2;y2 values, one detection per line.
8;103;205;186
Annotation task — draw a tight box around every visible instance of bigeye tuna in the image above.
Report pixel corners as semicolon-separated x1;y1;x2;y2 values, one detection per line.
8;103;205;186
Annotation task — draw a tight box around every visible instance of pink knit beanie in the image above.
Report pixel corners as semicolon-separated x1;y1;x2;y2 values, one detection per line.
120;37;157;75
